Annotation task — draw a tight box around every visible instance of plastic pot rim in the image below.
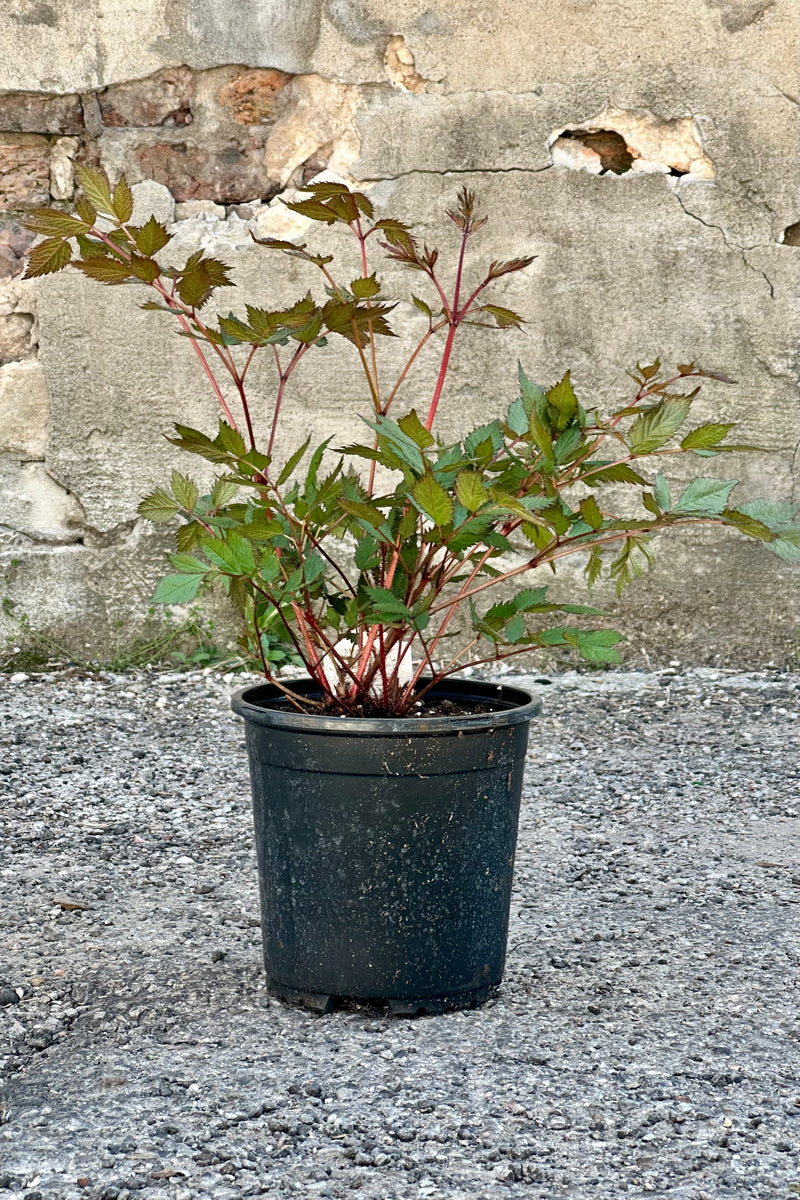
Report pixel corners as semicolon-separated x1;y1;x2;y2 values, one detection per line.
231;675;541;737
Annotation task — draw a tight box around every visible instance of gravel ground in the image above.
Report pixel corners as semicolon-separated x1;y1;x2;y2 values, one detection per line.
1;666;799;1200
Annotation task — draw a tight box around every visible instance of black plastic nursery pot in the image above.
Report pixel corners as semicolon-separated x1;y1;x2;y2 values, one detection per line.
231;677;541;1015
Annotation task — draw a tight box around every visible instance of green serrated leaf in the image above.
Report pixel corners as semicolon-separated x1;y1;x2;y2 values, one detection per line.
354;535;379;570
138;488;180;524
167;552;208;574
584;462;647;487
505;614;526;642
128;254;160;282
338;497;386;529
133;215;170;257
455;470;486;513
210;478;240;507
680;422;736;451
351;273;381;299
505;396;529;437
546;371;578;430
737;500;800;562
75;195;97;226
412;294;433;319
397;409;435;449
629;396;693;455
673;477;738;516
365;586;412;618
411;473;454;526
579;495;603;530
574;629;624;664
480;304;524;330
171;470;199;511
151;573;204;605
24;208;89;238
176;521;202;551
585;547;603;588
74;256;132;284
653;474;671;510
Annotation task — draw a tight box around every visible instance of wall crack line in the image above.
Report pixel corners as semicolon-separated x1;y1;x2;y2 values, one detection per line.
358;164;554;182
673;190;777;299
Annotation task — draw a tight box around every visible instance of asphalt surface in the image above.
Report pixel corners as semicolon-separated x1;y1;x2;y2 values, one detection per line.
1;666;798;1200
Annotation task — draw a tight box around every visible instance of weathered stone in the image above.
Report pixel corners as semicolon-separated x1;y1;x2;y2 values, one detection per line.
130;180;175;226
353;90;553;178
0;222;36;281
0;281;37;363
97;66;194;128
384;35;426;93
49;136;79;201
264;74;361;186
549;136;603;174
133;140;278;204
0;459;84;542
0;134;51;208
0;360;50;459
173;199;226;222
0;90;84;134
218;68;292;124
0;2;322;94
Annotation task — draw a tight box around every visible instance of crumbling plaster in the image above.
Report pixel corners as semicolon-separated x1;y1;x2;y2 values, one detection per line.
0;0;797;665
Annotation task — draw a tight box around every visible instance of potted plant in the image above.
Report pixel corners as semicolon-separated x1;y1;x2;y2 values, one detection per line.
24;172;798;1013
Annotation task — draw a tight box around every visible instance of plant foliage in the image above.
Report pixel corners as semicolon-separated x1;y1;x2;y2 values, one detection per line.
24;171;799;714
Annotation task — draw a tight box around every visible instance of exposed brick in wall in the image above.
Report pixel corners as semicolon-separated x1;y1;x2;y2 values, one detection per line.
218;68;292;124
96;66;195;128
0;91;84;135
0;65;307;218
0;134;51;209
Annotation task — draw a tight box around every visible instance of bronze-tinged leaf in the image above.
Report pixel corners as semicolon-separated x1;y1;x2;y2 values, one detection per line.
128;255;161;282
480;304;525;330
23;208;89;238
284;198;341;224
302;180;354;200
74;257;132;284
351;273;381;299
487;255;537;280
74;162;114;215
112;175;134;223
636;358;661;381
202;257;234;288
23;237;72;278
250;234;307;252
75;195;97;226
177;263;215;308
133;215;170;257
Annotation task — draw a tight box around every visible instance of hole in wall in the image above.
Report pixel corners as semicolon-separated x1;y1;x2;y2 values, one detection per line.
548;110;714;180
557;129;634;175
781;222;799;246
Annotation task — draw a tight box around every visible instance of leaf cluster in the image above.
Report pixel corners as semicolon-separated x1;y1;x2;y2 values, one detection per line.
23;173;799;713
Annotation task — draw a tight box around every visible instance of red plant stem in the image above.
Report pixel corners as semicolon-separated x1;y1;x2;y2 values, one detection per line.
233;375;256;449
355;217;381;409
268;343;309;457
424;223;470;431
424;324;457;432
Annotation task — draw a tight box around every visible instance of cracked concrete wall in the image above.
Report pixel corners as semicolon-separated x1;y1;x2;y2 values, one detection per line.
0;0;797;665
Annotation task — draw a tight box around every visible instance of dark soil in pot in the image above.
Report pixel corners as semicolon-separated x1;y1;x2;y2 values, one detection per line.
231;677;541;1015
